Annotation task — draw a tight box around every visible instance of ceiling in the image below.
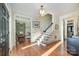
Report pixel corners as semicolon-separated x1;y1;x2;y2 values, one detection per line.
10;3;79;17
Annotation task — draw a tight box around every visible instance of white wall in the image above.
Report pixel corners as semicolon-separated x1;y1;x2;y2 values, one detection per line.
54;14;60;40
40;14;52;31
31;18;41;42
25;20;31;39
5;4;15;52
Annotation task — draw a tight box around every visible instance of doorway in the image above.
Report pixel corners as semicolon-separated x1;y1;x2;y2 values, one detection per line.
63;18;74;50
15;16;31;46
67;22;74;38
63;19;74;40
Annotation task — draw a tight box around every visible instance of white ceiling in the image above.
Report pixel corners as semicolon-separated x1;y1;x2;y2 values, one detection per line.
10;3;79;17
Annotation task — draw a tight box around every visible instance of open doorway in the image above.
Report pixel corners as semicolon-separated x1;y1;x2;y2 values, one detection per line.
15;16;31;46
63;18;74;52
63;19;74;40
67;21;74;38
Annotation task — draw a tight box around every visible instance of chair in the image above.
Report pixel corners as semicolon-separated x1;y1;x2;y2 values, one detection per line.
67;36;79;55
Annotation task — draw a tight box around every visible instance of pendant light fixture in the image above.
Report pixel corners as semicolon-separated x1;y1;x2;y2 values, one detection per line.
40;5;45;16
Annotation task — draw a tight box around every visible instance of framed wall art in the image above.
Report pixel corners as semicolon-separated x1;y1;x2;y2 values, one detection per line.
32;21;40;28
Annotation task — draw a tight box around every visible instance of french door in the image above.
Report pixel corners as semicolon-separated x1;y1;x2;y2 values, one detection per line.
0;3;9;56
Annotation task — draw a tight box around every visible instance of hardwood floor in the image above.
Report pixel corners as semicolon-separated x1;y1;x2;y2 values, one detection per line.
10;40;60;56
10;40;71;56
49;40;71;56
49;45;71;56
42;41;63;56
0;49;2;56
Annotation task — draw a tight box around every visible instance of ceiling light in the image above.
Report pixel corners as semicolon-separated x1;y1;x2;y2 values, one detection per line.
40;5;45;16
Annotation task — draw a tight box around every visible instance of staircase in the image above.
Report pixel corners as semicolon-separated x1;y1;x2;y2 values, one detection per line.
37;23;58;46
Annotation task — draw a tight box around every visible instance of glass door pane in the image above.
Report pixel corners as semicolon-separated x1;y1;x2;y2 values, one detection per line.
2;17;6;37
0;16;3;37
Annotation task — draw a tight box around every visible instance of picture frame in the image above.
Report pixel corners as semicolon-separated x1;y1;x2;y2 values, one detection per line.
55;24;59;29
32;21;40;28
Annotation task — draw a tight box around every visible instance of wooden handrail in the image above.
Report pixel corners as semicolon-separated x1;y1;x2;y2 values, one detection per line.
36;22;53;41
43;23;53;32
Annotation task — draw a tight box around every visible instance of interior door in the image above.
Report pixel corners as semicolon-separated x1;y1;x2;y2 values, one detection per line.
0;3;9;56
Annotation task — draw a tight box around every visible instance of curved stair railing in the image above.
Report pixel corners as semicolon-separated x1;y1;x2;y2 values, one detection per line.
36;22;55;46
